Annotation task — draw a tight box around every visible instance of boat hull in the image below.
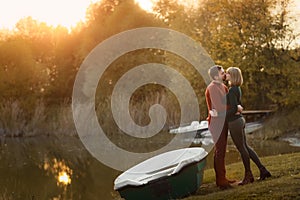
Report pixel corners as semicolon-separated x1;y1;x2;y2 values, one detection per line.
117;159;206;200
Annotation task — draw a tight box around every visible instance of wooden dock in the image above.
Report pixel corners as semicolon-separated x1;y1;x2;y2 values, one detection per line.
242;110;275;122
242;110;274;115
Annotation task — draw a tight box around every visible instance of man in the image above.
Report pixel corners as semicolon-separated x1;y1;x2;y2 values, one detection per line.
205;65;236;189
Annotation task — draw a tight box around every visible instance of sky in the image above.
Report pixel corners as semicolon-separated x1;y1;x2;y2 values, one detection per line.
0;0;99;30
288;0;300;47
0;0;299;46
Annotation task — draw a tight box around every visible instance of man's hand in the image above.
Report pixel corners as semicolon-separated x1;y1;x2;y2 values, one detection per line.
209;109;218;117
237;105;243;112
236;105;243;115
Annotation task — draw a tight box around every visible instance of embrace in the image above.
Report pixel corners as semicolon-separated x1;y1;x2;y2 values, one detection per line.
205;65;271;189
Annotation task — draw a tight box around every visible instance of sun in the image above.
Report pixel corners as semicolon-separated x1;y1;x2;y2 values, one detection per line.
135;0;155;12
135;0;199;12
0;0;100;31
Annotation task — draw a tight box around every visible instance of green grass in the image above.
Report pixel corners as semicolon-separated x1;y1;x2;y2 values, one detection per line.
184;152;300;200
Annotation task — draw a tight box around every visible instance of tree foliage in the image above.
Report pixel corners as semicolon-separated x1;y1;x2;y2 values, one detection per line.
0;0;298;111
194;0;299;108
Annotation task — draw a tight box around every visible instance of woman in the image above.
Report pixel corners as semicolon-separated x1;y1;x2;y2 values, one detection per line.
225;67;271;185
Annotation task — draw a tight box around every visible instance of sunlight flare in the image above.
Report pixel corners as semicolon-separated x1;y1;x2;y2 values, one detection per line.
135;0;200;12
58;171;72;185
0;0;100;31
43;158;73;187
135;0;155;12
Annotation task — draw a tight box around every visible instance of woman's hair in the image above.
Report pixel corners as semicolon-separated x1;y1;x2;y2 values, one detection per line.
226;67;243;86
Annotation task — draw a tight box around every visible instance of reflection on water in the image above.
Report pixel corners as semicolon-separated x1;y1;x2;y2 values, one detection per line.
42;158;72;187
0;133;299;200
58;171;71;186
279;132;300;147
0;135;120;200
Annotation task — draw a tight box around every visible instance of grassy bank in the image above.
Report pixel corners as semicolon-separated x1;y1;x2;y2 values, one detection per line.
185;152;300;200
0;100;77;137
261;107;300;140
0;97;298;139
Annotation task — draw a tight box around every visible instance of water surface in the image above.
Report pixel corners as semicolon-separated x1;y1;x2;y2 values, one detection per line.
0;133;299;200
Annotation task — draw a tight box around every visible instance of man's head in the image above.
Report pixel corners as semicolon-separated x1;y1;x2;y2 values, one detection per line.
208;65;226;82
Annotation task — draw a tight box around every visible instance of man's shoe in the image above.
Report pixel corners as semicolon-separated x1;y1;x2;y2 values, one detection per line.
219;184;233;190
226;179;237;184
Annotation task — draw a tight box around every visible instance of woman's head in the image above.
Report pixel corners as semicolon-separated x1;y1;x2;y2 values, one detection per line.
226;67;243;86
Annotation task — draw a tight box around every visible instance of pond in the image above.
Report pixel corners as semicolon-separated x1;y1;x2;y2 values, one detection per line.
278;131;300;147
0;132;299;200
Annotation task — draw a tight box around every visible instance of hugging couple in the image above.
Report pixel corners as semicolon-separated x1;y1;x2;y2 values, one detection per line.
205;65;271;189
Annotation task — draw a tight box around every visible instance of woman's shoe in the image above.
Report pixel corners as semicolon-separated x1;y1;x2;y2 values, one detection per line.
259;167;271;180
238;171;254;185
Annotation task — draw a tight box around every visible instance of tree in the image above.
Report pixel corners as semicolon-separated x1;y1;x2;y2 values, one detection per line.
10;17;78;102
195;0;298;109
80;0;163;55
0;39;48;98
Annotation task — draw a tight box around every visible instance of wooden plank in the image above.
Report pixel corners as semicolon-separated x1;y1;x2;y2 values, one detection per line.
242;110;274;115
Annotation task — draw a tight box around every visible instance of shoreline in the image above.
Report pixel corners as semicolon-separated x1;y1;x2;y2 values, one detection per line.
184;152;300;200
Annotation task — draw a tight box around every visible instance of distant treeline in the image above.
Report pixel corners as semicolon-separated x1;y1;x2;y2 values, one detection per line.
0;0;299;112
